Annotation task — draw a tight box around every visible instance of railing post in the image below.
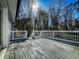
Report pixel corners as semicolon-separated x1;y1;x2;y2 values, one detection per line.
40;31;42;38
74;31;75;42
75;32;76;42
25;31;27;38
12;31;14;40
53;31;54;39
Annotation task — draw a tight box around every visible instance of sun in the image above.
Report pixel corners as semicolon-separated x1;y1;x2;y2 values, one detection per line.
32;3;38;12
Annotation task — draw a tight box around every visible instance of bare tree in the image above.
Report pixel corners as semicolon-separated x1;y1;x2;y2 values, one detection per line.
48;0;64;30
27;0;34;18
63;3;74;30
63;8;69;30
36;8;48;30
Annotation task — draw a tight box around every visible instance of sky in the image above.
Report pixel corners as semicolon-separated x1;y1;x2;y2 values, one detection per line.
36;0;49;10
19;0;78;18
34;0;77;26
36;0;76;10
18;0;79;27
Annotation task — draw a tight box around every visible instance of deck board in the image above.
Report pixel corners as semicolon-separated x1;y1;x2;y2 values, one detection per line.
4;38;79;59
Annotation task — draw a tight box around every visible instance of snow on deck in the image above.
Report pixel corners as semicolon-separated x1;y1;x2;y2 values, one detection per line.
4;38;79;59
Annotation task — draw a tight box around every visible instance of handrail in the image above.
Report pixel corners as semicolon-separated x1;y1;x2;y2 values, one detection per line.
33;30;79;32
11;30;27;32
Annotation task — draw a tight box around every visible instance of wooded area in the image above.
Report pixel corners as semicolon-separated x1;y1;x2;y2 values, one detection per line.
13;0;79;31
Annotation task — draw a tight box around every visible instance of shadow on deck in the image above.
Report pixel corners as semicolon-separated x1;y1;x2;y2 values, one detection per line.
4;38;79;59
10;38;27;44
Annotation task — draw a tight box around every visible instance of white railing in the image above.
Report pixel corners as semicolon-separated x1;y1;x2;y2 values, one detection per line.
11;31;27;40
30;31;79;43
30;31;42;39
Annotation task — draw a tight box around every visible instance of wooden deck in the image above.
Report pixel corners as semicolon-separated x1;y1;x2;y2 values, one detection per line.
4;38;79;59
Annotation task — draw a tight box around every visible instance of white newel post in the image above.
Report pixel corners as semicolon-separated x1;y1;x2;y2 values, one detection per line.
53;32;54;39
1;8;10;48
25;31;27;38
40;31;42;38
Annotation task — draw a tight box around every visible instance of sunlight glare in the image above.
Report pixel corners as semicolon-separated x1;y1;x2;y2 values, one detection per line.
32;3;38;12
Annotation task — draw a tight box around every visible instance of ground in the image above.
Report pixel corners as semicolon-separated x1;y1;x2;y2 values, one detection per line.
4;38;79;59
